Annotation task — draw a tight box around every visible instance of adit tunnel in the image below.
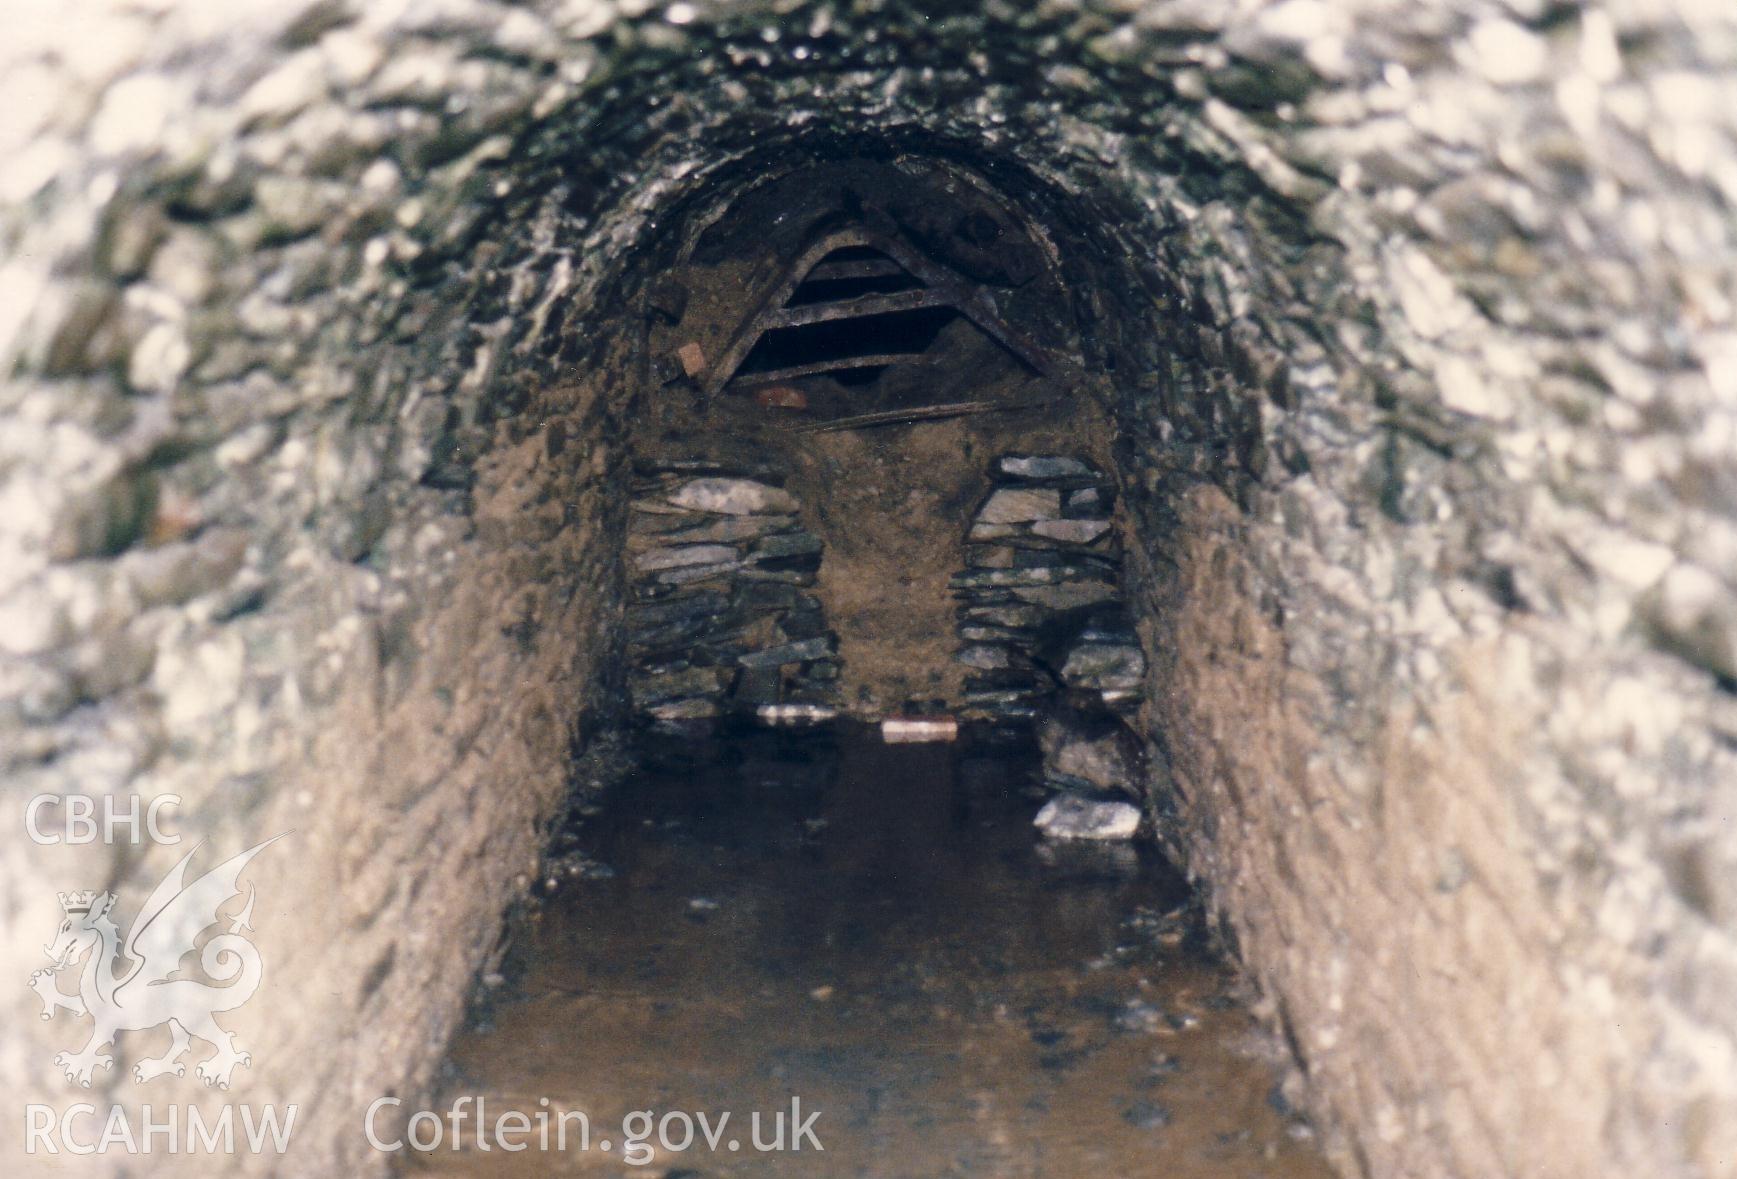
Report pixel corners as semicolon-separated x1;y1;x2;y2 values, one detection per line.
2;2;1735;1177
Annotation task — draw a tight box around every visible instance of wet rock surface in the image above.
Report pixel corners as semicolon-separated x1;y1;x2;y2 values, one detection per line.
434;729;1328;1178
1035;792;1144;841
1038;695;1147;797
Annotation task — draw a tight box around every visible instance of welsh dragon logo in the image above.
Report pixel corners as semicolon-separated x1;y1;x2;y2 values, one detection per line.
28;835;285;1090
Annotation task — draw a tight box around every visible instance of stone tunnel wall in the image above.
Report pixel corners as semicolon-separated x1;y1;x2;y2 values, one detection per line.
3;2;1736;1177
626;462;840;725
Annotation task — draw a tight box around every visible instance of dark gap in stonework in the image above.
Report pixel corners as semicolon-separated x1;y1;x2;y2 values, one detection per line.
736;307;959;380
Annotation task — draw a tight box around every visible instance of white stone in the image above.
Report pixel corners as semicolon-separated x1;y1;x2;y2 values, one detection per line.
1578;10;1622;83
666;478;797;516
551;0;616;39
1031;518;1111;543
494;9;561;58
1465;19;1548;86
128;321;190;395
1061;643;1145;687
1011;582;1117;610
1390;245;1475;340
633;543;739;572
1578;531;1676;595
977;487;1062;524
1034;794;1141;841
239;49;327;124
0;580;61;657
1649;563;1737;679
214;423;276;470
0;137;69;204
997;454;1093;480
320;29;386;89
955;644;1011;670
360;158;402;196
147;230;219;306
1437;356;1513;420
154;630;245;731
90;73;181;155
368;45;461;104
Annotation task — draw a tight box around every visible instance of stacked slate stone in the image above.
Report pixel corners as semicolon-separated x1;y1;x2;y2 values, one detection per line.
951;455;1145;722
626;462;839;726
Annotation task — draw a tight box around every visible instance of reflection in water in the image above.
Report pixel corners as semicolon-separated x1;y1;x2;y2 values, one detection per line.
412;727;1331;1177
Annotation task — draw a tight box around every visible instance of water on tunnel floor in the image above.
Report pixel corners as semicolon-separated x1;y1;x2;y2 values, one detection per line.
411;727;1333;1177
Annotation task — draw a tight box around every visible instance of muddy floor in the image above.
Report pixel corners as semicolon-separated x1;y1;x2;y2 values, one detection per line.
407;727;1332;1177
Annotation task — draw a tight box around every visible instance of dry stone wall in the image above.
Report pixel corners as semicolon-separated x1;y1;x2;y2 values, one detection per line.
626;463;839;726
953;453;1143;723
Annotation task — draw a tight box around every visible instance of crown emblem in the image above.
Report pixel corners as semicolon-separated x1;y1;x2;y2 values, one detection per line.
57;890;101;914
